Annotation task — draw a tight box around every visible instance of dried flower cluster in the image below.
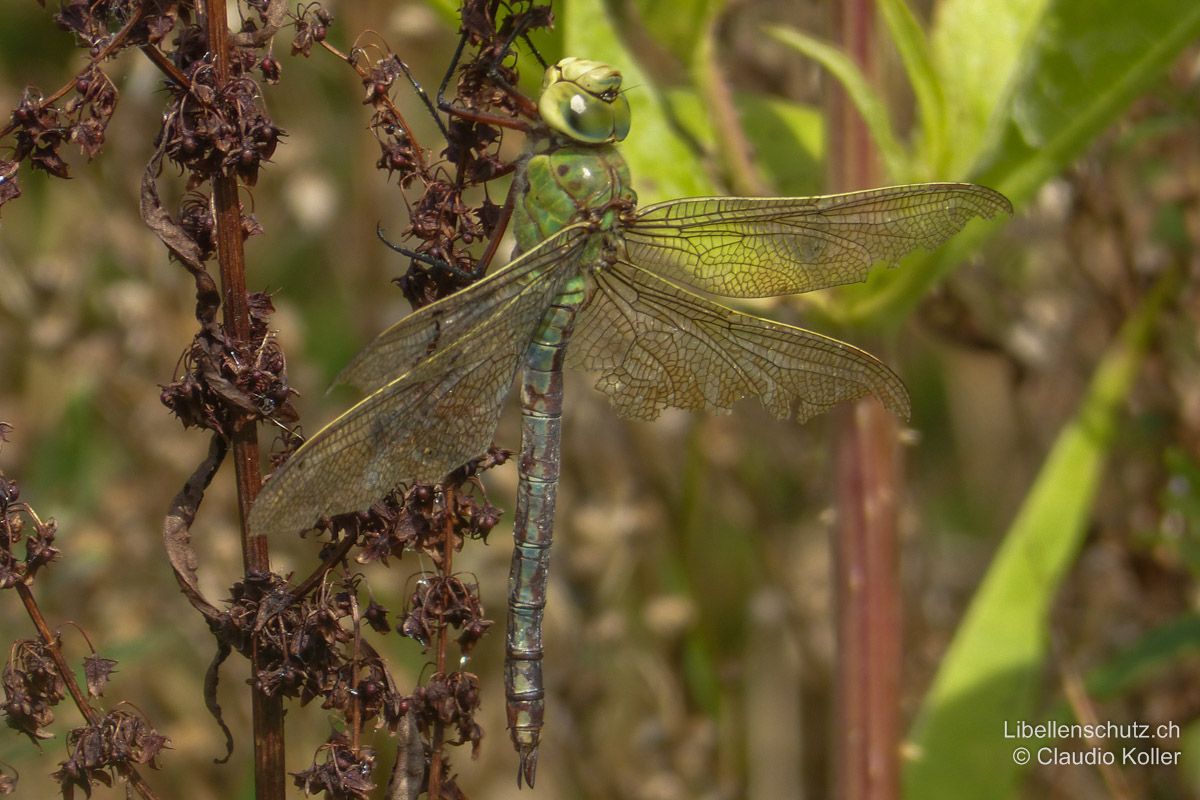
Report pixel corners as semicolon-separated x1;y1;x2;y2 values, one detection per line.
1;463;167;797
292;732;376;799
161;70;282;189
355;0;555;309
161;292;295;437
350;453;507;568
219;573;406;728
9;71;116;180
3;638;65;744
0;474;58;590
0;2;174;210
55;0;179;50
456;0;552;117
52;709;169;797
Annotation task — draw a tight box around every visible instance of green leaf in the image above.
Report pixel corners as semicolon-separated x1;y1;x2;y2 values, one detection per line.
928;0;1052;177
903;269;1181;800
878;0;947;176
664;88;824;196
971;0;1200;202
562;0;715;201
1083;614;1200;700
418;0;460;25
634;0;726;68
846;0;1200;327
766;25;909;181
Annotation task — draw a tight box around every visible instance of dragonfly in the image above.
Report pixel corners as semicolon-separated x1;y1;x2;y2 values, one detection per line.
247;57;1012;785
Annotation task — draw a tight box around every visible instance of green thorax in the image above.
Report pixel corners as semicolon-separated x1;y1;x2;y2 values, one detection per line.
511;138;636;257
510;57;637;259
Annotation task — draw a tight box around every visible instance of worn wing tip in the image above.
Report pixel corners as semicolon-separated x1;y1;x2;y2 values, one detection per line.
970;183;1015;218
883;390;913;422
938;182;1013;219
854;354;911;422
517;746;539;789
876;370;912;421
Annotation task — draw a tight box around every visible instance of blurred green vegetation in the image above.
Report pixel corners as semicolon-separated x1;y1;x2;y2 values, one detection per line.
1;1;1198;798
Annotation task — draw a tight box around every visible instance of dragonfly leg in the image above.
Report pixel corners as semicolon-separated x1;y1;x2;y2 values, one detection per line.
435;26;540;129
385;54;450;141
436;14;545;101
376;170;519;284
521;31;549;70
375;223;480;281
435;29;469;111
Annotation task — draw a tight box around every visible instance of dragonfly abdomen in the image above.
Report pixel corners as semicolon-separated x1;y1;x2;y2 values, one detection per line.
506;279;586;787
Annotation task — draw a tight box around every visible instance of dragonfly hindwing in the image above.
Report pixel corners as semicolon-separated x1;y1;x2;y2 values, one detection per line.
567;259;910;422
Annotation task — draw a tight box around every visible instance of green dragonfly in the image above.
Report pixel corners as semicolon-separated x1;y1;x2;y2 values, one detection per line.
247;57;1011;785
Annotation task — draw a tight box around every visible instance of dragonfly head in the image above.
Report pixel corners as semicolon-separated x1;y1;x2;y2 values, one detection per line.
538;57;631;145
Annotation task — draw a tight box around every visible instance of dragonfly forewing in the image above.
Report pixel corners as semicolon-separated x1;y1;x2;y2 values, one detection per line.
624;184;1013;298
336;227;592;394
247;229;591;540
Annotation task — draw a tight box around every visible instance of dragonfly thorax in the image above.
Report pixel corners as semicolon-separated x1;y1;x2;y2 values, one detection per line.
512;141;636;256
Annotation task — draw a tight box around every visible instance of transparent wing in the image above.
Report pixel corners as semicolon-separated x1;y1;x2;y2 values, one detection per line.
249;228;591;539
339;226;587;394
567;259;909;423
625;183;1012;298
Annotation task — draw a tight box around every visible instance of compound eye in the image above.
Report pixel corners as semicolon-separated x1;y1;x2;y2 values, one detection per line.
539;82;630;144
607;93;631;142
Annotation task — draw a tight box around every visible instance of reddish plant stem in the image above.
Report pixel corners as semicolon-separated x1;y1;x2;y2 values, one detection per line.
695;14;769;196
348;594;362;753
199;1;285;797
15;583;161;799
138;44;191;89
827;2;902;800
832;402;901;800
